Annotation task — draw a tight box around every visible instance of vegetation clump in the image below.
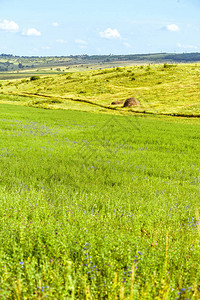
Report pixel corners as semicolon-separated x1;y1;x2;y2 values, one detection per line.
163;63;176;68
30;75;40;81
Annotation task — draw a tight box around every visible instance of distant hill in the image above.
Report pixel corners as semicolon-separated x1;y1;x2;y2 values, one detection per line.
85;52;200;63
0;52;200;72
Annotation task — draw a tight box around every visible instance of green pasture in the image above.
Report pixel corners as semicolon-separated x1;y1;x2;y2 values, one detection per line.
0;103;200;298
0;63;200;116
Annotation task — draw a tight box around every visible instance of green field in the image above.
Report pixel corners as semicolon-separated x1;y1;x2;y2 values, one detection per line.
0;102;200;299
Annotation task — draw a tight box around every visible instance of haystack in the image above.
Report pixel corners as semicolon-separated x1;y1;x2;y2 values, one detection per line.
123;97;140;107
111;101;124;105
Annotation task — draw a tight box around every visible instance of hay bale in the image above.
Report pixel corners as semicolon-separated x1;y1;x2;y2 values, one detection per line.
123;97;140;107
111;101;124;105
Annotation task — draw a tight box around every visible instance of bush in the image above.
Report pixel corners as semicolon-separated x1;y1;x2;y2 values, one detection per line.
30;76;40;81
163;63;176;69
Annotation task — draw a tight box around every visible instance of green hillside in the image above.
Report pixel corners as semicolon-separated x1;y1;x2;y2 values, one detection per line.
0;63;200;116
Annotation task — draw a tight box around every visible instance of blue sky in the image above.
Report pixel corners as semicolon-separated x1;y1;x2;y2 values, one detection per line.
0;0;199;56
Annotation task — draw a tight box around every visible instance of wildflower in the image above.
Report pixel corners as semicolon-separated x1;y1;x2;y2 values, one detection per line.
178;288;186;295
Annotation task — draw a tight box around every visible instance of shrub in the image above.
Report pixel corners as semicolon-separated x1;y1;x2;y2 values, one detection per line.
163;63;176;69
30;76;40;81
146;65;151;71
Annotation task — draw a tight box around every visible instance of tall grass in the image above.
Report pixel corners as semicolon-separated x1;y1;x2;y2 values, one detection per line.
0;103;200;298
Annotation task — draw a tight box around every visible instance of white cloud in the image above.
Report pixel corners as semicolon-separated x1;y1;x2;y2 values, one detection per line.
99;28;121;39
166;24;180;32
22;28;41;36
177;43;198;50
52;22;59;27
0;19;19;32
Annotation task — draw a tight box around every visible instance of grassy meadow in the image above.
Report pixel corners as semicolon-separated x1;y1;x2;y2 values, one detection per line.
0;63;200;116
0;101;200;299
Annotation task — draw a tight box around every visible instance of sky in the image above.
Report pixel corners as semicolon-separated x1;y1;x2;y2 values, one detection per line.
0;0;200;56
